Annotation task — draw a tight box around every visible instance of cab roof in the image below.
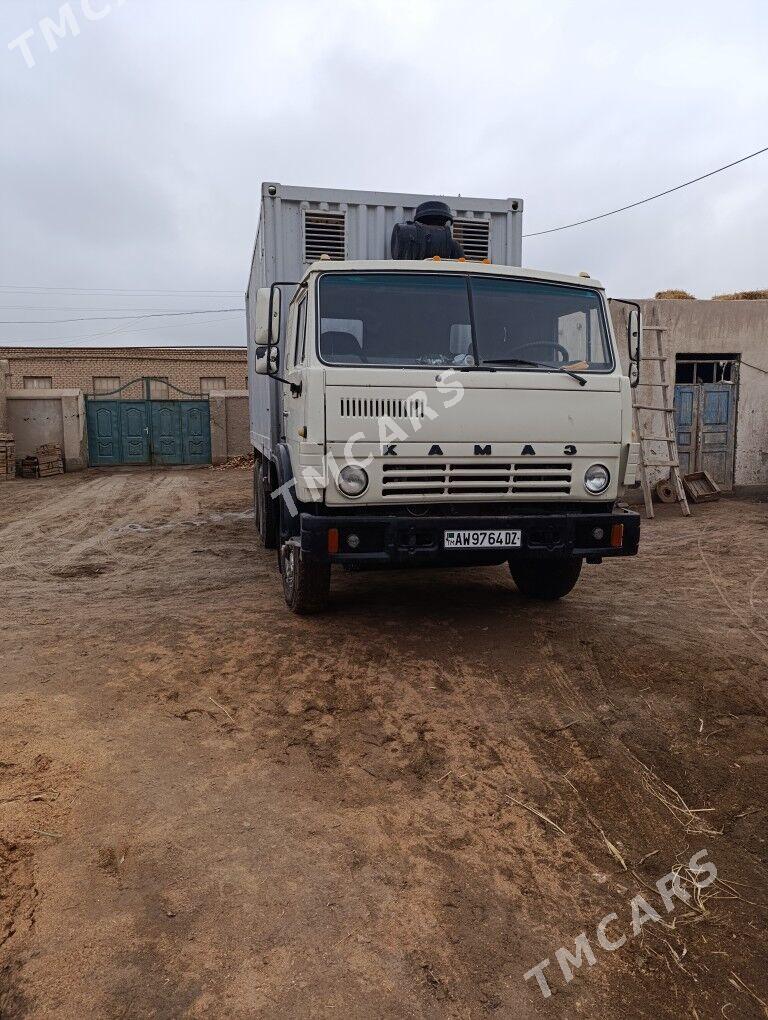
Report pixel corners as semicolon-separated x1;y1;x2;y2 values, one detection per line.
299;258;604;292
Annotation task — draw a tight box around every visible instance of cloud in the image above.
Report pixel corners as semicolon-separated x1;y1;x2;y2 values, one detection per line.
1;0;766;346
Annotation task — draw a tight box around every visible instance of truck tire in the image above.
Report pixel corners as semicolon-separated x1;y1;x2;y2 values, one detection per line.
509;557;582;600
279;541;331;615
254;458;278;549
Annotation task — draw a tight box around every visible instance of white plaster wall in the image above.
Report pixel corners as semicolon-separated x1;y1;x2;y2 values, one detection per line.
611;300;768;489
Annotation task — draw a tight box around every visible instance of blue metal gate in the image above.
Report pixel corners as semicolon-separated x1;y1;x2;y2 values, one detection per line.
86;379;211;467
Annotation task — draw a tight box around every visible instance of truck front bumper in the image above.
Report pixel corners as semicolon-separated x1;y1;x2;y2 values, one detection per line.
299;507;640;567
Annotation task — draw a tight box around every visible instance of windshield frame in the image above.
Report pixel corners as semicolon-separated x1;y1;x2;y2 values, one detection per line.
314;270;616;374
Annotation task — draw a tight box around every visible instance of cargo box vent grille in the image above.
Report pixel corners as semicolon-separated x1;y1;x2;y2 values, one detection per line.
340;397;425;419
452;219;491;261
381;460;572;497
304;211;346;261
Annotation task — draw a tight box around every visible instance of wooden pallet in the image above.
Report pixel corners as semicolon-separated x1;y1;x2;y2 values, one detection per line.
683;471;721;503
0;435;16;480
35;444;64;477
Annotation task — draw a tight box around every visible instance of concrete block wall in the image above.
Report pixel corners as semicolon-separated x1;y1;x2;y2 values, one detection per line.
6;390;87;471
209;391;250;464
611;299;768;490
0;359;9;433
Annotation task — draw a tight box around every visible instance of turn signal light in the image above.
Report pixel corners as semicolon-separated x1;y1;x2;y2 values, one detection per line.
327;528;339;554
610;524;624;549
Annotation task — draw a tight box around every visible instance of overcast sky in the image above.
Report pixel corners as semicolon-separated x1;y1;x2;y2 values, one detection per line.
1;0;767;348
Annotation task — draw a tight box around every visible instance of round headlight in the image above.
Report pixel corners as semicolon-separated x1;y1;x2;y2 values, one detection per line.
584;464;610;494
338;465;369;497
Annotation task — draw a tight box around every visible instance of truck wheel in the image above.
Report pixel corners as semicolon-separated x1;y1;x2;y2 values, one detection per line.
509;557;582;600
279;541;331;615
254;458;278;549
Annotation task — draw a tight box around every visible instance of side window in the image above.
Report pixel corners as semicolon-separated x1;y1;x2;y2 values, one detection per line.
294;298;307;366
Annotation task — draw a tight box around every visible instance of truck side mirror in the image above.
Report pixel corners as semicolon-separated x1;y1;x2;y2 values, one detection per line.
254;345;279;376
253;286;282;377
253;288;272;345
267;285;282;349
627;308;641;388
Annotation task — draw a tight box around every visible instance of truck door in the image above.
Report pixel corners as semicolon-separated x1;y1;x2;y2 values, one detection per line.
283;291;308;446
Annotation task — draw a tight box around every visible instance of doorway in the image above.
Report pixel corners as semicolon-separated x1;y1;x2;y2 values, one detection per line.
674;355;739;490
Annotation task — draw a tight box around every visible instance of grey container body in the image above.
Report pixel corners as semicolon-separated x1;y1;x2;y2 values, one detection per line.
246;183;524;455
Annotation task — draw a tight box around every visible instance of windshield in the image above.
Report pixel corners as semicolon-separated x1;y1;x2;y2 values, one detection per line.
317;272;614;371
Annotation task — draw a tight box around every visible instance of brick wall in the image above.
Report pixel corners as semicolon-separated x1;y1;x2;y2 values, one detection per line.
0;346;248;397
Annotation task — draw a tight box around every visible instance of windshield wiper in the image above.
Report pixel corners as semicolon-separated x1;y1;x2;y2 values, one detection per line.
481;358;587;386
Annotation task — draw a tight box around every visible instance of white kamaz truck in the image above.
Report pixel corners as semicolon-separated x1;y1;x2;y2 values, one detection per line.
247;183;641;613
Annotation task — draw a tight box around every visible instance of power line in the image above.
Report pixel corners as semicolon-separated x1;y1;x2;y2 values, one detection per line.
523;144;768;237
0;285;242;295
0;308;242;325
0;304;234;312
21;315;244;345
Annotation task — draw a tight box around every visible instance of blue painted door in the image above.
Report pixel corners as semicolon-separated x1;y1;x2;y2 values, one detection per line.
674;383;736;489
86;401;121;466
674;385;697;475
120;402;151;464
700;384;736;488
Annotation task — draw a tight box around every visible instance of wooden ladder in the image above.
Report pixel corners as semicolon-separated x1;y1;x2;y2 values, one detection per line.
632;325;691;519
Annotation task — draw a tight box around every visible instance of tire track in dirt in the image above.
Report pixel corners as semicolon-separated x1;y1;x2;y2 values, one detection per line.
2;472;767;1018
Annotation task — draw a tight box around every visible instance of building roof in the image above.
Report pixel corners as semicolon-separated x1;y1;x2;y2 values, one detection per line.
0;345;246;357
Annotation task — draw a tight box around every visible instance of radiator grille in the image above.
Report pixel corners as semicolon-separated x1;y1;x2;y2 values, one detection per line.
452;218;491;261
340;397;425;419
304;211;346;261
381;460;572;497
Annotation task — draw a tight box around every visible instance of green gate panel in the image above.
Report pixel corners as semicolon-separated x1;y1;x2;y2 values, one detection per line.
86;401;121;466
180;401;211;464
120;402;151;464
86;389;210;468
150;402;183;465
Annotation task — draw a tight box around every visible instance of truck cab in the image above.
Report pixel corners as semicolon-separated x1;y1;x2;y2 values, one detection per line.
249;256;641;613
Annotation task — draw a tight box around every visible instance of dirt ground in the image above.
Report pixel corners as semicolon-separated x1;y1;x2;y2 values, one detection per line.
1;468;766;1020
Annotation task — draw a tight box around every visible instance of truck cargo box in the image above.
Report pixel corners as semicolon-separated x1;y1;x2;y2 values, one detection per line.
246;183;523;453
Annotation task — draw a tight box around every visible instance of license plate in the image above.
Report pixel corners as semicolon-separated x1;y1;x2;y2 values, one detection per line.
444;529;522;549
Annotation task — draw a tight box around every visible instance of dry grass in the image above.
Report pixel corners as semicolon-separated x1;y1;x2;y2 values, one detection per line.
210;454;254;471
655;289;696;299
712;289;768;300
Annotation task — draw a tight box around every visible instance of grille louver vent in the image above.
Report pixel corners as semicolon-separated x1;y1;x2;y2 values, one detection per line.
304;211;346;261
452;219;491;261
340;397;425;420
381;460;572;498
